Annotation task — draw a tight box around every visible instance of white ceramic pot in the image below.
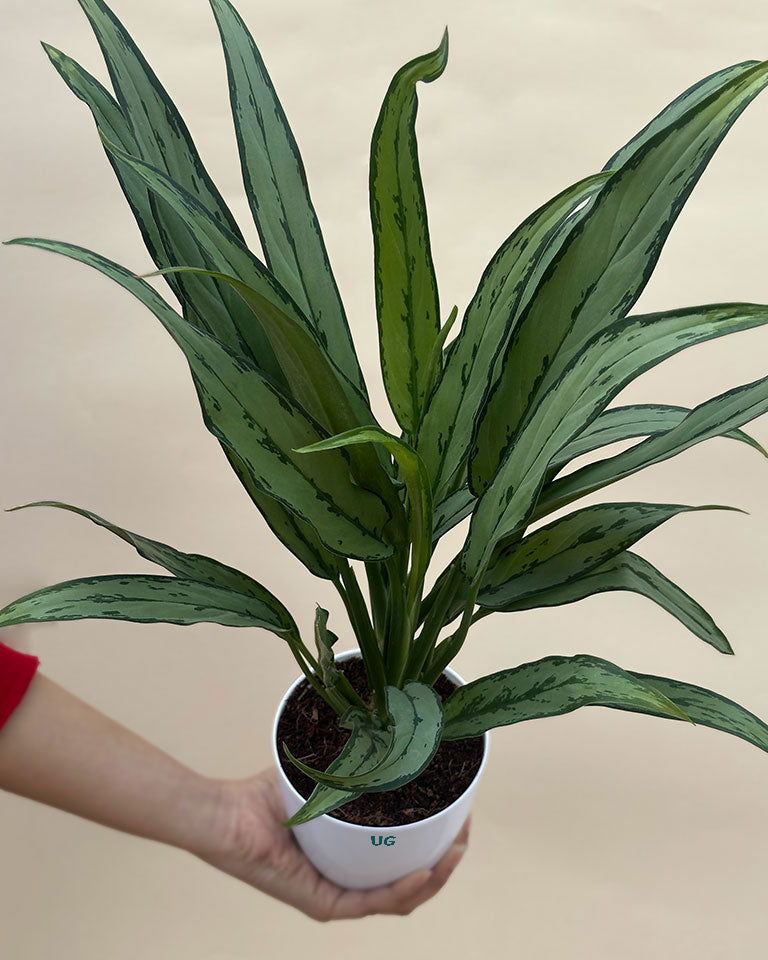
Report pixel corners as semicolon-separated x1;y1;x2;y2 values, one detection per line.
272;649;489;890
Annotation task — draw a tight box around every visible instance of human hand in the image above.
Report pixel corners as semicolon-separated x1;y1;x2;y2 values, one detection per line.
199;767;470;921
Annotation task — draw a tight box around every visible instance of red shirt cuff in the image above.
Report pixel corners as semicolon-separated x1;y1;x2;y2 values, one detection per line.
0;642;40;731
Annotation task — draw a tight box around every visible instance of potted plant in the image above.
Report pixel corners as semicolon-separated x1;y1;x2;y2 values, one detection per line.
4;0;768;892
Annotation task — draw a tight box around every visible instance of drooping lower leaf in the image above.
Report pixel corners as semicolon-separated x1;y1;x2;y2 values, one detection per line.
283;681;443;792
0;575;290;630
282;711;389;827
481;550;731;655
5;500;297;638
624;672;768;753
441;654;690;740
478;502;737;611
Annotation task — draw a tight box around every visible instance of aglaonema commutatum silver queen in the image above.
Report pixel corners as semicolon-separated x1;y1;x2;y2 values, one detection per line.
3;0;768;826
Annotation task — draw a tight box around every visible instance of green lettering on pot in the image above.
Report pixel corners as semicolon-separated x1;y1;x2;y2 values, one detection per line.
370;835;397;846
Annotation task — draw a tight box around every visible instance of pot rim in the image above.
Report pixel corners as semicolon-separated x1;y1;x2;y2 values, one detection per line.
272;647;490;832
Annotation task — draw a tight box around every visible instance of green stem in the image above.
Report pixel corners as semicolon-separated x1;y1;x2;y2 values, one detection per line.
335;672;370;712
405;562;462;681
384;551;410;685
422;577;481;685
417;549;464;628
294;637;320;673
364;561;389;652
338;562;389;720
286;635;347;715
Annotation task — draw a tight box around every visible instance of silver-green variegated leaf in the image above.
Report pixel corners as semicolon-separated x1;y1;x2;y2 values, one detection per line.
538;373;768;519
624;672;768;753
478;502;737;613
601;61;761;169
417;171;611;498
283;681;443;792
483;550;731;655
222;446;341;580
6;238;394;561
441;654;690;740
76;0;238;230
144;268;369;429
462;302;768;580
23;41;355;579
370;30;448;435
433;485;476;542
296;427;432;607
208;0;366;398
6;500;297;636
550;403;766;474
282;710;389;827
100;138;316;376
469;60;768;495
41;42;187;308
0;575;289;630
34;41;347;574
42;40;243;351
145;266;404;535
70;0;286;379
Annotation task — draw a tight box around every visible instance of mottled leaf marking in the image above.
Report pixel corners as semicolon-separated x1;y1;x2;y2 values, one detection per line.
370;30;448;433
463;302;768;579
284;681;443;792
442;654;689;740
6;499;296;637
488;551;732;655
6;238;394;561
469;61;768;495
209;0;367;397
0;574;288;629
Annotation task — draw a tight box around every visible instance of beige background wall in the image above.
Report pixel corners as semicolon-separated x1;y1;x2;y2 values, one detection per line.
2;0;768;956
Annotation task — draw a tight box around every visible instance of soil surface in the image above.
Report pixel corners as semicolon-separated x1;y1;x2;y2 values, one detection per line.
276;656;485;827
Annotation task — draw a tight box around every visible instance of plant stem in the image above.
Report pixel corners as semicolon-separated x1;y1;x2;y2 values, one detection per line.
334;672;369;712
404;561;462;681
422;577;481;685
364;561;389;652
337;562;389;720
285;636;347;715
383;551;410;686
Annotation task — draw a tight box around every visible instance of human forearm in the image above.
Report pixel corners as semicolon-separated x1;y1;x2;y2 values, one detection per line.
0;672;224;857
0;671;470;919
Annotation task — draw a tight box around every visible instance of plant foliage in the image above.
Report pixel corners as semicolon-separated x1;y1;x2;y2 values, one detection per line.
4;0;768;824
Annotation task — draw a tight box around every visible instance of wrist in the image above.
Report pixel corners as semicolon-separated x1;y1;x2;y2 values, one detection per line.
169;770;231;860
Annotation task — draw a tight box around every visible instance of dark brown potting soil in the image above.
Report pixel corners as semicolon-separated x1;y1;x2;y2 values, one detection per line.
276;656;485;827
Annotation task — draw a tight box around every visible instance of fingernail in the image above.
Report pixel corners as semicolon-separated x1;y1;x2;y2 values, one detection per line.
410;869;432;887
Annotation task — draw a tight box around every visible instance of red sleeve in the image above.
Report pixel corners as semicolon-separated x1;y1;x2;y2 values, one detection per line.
0;641;39;731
